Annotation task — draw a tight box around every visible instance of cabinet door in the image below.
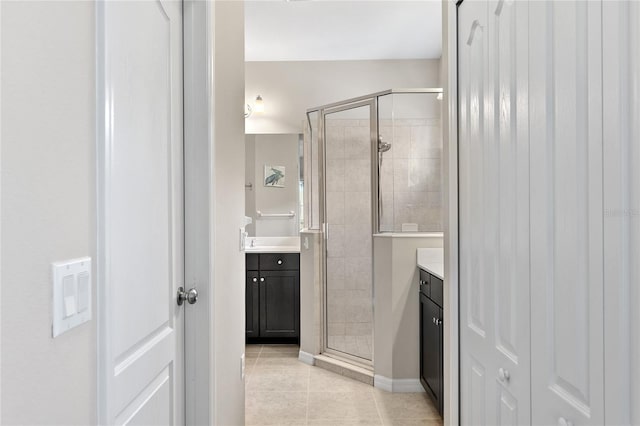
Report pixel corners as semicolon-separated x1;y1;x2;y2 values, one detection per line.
246;271;260;338
419;291;429;390
421;293;441;407
259;270;299;338
529;2;604;425
458;0;531;424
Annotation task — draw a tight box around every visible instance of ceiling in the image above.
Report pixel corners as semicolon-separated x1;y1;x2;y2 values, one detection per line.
245;1;442;62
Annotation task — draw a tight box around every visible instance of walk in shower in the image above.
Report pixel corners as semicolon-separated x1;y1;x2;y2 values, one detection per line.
304;89;443;366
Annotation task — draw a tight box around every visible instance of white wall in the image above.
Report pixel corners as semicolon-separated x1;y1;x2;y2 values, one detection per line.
1;1;96;424
211;1;246;424
245;59;441;134
441;0;459;424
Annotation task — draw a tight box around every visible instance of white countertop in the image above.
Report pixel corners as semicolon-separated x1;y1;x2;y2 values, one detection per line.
417;248;444;280
373;232;444;239
245;236;300;253
245;245;300;253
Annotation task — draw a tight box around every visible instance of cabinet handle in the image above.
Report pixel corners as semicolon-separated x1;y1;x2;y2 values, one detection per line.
432;317;436;324
558;418;572;426
260;277;265;282
252;277;257;283
436;319;442;326
498;368;510;382
277;259;283;265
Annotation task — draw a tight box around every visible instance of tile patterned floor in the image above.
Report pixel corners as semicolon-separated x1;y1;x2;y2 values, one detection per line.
245;345;443;426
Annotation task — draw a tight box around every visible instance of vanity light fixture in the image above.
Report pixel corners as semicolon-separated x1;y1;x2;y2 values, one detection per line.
254;95;265;113
245;95;265;119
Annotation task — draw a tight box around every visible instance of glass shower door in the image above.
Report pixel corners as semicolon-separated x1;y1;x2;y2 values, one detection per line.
323;101;375;363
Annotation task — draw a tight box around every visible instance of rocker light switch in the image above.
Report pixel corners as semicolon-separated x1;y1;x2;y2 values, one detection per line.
52;257;92;337
77;272;90;313
63;275;76;318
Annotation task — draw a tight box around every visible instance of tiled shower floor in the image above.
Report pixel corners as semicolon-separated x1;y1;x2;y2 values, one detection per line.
245;345;443;426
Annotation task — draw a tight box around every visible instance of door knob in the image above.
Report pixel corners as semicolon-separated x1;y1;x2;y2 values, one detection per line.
260;277;265;282
558;417;572;426
177;286;198;306
252;277;258;283
277;259;283;265
498;368;510;382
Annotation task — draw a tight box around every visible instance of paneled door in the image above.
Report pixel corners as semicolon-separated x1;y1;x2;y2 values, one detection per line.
98;1;185;424
460;0;606;425
529;2;604;425
458;0;531;424
602;2;640;425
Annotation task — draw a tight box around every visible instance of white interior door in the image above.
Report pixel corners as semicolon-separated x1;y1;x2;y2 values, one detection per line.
529;2;604;425
602;2;640;425
458;0;530;424
458;2;497;421
98;1;185;424
459;1;606;425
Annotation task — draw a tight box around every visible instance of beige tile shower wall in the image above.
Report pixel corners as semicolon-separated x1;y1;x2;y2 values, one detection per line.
325;119;374;361
379;118;443;232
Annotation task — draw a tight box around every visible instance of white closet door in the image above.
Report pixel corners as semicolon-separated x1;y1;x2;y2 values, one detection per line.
602;2;640;425
458;0;531;424
459;3;494;420
529;2;604;425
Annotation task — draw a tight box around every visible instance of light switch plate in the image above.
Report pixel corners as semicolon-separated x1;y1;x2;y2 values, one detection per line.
52;257;92;337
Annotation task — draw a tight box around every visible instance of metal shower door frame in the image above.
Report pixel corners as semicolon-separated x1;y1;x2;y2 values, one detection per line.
318;97;378;367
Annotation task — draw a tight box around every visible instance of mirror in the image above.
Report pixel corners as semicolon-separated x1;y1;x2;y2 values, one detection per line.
245;133;303;237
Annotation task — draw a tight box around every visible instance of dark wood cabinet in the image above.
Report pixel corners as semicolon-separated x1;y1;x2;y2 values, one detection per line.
246;253;300;343
246;270;260;338
419;268;444;417
260;270;299;338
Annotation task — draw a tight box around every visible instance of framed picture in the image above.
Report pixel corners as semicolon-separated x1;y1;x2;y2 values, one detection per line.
264;165;285;187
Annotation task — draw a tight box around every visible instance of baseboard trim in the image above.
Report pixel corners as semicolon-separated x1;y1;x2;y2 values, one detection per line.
374;375;425;393
298;350;316;366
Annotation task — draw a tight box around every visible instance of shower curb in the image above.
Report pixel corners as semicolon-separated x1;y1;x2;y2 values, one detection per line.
313;354;374;386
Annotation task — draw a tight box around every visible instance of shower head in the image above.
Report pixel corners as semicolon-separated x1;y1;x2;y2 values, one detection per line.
378;137;392;153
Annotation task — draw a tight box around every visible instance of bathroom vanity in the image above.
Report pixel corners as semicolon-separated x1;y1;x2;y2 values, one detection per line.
417;248;444;417
245;238;300;343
